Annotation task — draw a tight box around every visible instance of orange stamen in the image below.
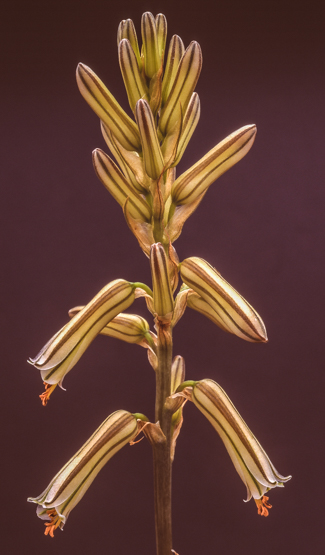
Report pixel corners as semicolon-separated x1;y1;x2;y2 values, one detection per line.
44;509;62;538
39;382;57;406
255;495;272;517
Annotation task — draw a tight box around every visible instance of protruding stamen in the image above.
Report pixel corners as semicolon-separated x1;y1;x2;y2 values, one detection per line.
255;496;272;517
44;509;62;537
39;382;57;406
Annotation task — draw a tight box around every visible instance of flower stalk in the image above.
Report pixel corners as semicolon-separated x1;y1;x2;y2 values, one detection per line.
28;11;291;553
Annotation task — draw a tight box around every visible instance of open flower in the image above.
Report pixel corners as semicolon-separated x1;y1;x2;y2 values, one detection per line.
29;279;136;404
28;410;140;536
188;379;291;514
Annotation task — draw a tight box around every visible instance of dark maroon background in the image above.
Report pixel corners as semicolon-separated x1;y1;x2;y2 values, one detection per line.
2;0;324;553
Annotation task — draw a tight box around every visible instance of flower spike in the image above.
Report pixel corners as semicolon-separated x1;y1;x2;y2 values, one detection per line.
29;280;136;392
28;410;141;534
188;379;291;506
179;256;267;342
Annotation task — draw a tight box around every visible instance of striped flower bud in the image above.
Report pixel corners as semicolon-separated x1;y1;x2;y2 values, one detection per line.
155;13;167;63
100;122;145;193
187;291;240;335
159;41;202;136
179;257;267;342
150;243;175;320
28;410;140;536
172;125;256;205
171;355;186;394
141;12;161;79
161;34;185;105
76;63;141;151
170;356;186;461
68;307;152;347
118;39;148;113
135;99;164;180
29;280;136;403
173;92;201;166
92;148;151;221
117;18;142;69
190;379;291;512
101;123;152;193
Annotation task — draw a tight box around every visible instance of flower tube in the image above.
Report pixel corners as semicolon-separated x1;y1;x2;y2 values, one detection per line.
28;410;141;536
29;280;136;404
189;379;291;514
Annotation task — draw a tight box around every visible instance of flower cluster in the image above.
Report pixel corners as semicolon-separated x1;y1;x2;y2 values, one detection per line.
28;12;290;539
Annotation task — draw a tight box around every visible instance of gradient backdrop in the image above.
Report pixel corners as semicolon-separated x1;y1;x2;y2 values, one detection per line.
2;0;324;553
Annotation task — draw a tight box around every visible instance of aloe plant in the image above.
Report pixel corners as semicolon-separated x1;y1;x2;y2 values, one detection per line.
28;12;291;554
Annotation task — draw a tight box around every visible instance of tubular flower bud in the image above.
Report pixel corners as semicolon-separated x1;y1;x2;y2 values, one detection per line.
68;307;152;346
76;63;141;151
173;92;201;166
159;41;202;136
135;99;165;180
92;148;151;221
101;123;151;193
155;13;167;63
100;122;145;193
190;379;291;507
161;35;185;105
172;125;257;205
170;355;186;394
155;13;167;64
141;12;161;79
187;291;239;335
179;257;267;342
28;410;140;536
29;280;136;392
150;243;175;321
117;18;142;69
118;39;148;113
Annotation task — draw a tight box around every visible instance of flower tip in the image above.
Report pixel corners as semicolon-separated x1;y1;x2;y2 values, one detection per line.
247;124;257;138
76;62;84;76
76;62;91;82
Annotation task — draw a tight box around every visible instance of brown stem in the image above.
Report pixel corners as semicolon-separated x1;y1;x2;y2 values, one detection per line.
153;323;173;555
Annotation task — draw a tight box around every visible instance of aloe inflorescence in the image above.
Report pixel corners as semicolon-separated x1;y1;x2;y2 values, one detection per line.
28;12;291;553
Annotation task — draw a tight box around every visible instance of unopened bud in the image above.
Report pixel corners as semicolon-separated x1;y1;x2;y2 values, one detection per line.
172;125;256;205
179;257;267;342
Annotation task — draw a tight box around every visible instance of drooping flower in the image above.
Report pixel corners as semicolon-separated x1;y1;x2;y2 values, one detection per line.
29;279;136;404
28;410;141;536
186;379;291;514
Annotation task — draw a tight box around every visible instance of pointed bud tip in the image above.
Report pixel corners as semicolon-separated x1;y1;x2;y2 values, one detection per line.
76;62;86;73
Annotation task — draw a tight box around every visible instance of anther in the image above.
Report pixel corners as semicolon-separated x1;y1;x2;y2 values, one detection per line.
255;495;272;517
39;382;57;406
